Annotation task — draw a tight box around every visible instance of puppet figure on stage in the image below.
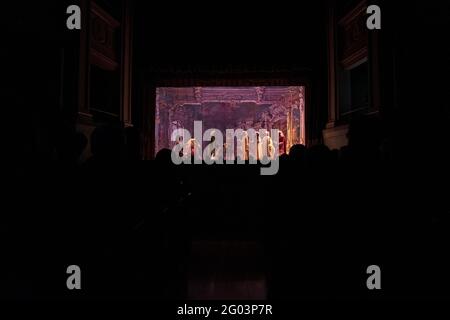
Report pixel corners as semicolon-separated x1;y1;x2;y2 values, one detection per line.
241;131;250;161
205;130;223;162
267;132;276;159
175;135;184;157
260;130;276;160
183;138;201;162
278;130;286;155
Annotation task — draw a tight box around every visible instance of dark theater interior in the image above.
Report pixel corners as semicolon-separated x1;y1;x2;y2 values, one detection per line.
3;0;450;306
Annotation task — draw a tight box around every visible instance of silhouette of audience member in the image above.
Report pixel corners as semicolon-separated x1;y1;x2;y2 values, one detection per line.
306;144;332;171
279;153;289;162
344;116;383;166
289;144;307;162
155;148;173;164
330;149;339;164
125;126;141;161
55;127;87;166
74;132;88;165
87;125;124;163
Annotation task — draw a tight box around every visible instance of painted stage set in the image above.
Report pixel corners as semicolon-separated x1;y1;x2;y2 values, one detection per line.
155;86;306;158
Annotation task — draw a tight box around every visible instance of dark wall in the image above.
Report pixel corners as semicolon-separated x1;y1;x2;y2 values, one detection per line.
132;1;329;146
377;0;450;166
5;0;450;163
5;2;62;163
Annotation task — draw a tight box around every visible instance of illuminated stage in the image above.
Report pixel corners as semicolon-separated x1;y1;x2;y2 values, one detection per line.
155;86;305;155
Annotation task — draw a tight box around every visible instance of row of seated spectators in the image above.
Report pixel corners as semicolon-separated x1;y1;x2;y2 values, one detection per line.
6;116;448;300
56;116;388;169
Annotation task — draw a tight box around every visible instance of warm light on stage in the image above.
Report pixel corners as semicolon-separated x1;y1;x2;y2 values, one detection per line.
155;86;306;156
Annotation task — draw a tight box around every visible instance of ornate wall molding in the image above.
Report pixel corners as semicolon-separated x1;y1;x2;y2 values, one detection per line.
338;0;368;69
90;2;120;71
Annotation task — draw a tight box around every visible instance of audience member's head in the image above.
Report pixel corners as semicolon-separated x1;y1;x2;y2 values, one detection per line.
155;148;173;163
74;131;88;159
125;126;141;161
279;153;289;162
90;125;123;161
289;144;307;162
55;127;87;164
307;144;332;169
347;116;383;158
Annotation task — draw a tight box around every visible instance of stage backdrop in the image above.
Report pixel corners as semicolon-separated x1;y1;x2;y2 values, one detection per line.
155;86;305;154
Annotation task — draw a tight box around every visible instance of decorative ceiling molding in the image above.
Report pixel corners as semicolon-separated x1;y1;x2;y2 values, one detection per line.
158;86;304;106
